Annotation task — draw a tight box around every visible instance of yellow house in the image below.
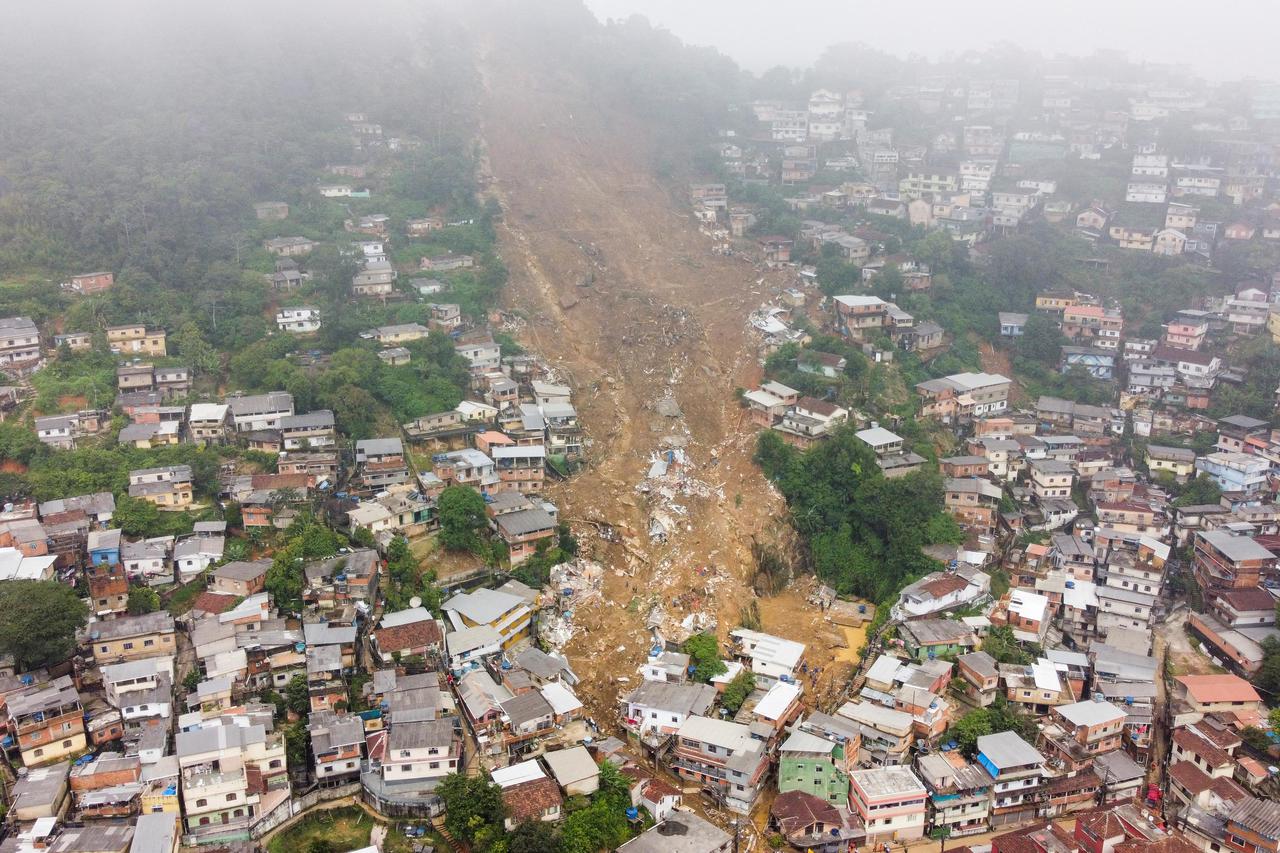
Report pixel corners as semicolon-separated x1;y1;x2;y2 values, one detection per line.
106;324;167;357
1146;444;1196;482
1268;309;1280;344
443;587;533;651
126;465;194;510
89;611;177;664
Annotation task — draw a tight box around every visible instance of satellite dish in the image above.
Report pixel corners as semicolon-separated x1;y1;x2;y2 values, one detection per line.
409;596;423;609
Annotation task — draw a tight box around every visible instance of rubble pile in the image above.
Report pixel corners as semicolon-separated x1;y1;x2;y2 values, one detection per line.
537;558;605;648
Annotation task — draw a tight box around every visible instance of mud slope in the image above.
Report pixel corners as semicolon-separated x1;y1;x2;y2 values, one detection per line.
469;27;826;716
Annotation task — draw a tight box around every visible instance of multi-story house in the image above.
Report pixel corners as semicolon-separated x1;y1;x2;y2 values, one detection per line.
8;676;85;767
226;392;294;432
188;403;230;445
622;681;718;738
832;295;887;340
778;727;852;806
945;477;1003;533
176;722;287;842
379;718;462;785
275;307;321;334
977;732;1045;828
1193;530;1277;591
351;259;397;297
915;373;1011;424
671;715;769;814
88;611;176;664
836;701;914;765
279;410;335;451
106;324;167;356
0;316;42;376
1029;459;1074;501
443;587;533;653
1194;452;1270;497
127;465;193;510
917;751;992;838
353;437;410;492
1037;698;1127;776
849;766;928;844
1062;305;1123;350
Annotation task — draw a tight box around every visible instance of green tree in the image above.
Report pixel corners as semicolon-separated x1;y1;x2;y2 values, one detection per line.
1017;314;1067;366
720;670;757;715
1173;473;1224;507
0;581;89;670
437;774;506;845
437;485;487;552
508;821;557;853
127;586;161;615
682;632;727;683
947;707;993;757
980;625;1032;665
283;720;310;770
284;673;310;717
172;321;220;376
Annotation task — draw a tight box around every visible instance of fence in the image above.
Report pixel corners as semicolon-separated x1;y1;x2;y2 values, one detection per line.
248;781;363;840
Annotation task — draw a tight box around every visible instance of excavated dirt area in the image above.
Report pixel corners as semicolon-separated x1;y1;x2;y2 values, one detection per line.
472;42;858;722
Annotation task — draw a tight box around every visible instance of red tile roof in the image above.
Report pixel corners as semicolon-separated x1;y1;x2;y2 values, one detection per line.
373;619;443;655
502;777;562;822
1169;760;1212;795
1172;728;1232;769
190;592;239;616
1176;674;1261;705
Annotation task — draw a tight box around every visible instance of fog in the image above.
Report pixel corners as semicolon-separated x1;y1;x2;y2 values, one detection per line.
585;0;1280;82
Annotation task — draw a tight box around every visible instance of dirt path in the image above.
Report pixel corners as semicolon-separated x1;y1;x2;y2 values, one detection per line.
472;38;803;721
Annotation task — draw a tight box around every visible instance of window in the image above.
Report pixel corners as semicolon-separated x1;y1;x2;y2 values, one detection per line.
100;645;108;653
33;748;43;757
197;799;208;807
430;761;440;769
124;642;134;650
199;817;210;826
401;765;412;772
144;639;154;647
62;739;72;748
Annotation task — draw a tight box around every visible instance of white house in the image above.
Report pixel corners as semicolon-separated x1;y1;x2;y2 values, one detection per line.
276;307;321;334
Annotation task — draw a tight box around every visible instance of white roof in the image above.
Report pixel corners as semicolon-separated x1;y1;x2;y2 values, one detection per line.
1031;660;1062;692
444;588;524;625
833;294;886;308
188;403;228;421
1009;590;1049;622
540;681;583;716
380;607;433;629
0;549;55;581
1056;698;1127;727
676;715;755;750
490;759;545;788
730;629;805;670
866;654;906;685
856;426;903;447
780;729;836;754
542;745;597;785
754;681;800;721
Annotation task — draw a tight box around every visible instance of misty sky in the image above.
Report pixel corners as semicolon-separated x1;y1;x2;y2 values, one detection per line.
584;0;1280;83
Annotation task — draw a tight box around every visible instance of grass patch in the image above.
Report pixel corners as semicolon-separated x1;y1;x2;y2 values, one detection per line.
267;806;380;853
164;569;211;615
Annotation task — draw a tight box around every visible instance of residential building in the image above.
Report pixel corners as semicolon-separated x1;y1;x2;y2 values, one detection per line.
670;715;769;814
976;731;1045;828
849;765;927;844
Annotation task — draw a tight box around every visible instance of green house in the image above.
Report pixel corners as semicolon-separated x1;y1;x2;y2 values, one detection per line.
778;730;850;805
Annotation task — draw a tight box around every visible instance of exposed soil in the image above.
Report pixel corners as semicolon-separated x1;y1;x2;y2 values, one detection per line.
471;39;832;722
978;338;1026;404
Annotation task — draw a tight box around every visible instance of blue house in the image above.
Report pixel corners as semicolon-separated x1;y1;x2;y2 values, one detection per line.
87;528;122;567
1060;346;1115;380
